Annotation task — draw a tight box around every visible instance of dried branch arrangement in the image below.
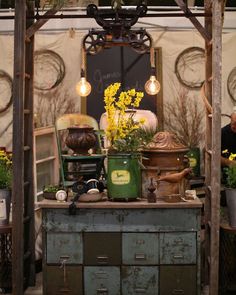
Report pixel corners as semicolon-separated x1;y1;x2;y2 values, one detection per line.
164;86;204;148
34;86;77;127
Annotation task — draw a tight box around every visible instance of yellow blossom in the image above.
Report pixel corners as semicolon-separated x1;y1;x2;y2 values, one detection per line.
103;83;145;152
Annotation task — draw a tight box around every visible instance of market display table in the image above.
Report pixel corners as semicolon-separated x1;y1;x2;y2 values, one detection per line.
37;198;202;295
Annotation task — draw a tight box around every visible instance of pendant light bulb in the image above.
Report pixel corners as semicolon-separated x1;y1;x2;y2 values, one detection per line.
145;67;161;96
76;70;91;97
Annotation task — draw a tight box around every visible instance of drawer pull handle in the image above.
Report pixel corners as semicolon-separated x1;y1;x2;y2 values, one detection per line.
97;255;109;263
173;254;184;259
95;272;109;279
59;287;70;293
172;289;184;294
59;255;70;264
134;288;147;293
97;287;108;294
135;253;147;260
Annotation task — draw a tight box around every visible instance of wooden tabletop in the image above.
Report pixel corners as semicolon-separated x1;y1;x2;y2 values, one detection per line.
36;197;203;209
0;223;12;234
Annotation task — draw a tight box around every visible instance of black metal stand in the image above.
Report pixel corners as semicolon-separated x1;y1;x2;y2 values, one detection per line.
0;224;12;293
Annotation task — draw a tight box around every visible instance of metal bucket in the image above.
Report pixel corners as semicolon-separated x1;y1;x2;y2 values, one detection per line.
0;189;11;225
187;147;200;176
107;153;141;200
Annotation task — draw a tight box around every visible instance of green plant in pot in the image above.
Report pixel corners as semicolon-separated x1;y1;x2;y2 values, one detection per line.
0;149;12;225
104;82;156;200
43;184;61;200
222;150;236;228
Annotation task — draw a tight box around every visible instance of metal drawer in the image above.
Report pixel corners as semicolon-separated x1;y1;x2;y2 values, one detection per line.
46;232;83;264
122;233;159;265
160;265;197;295
45;265;83;295
160;232;196;264
44;208;199;232
84;232;121;265
84;266;120;295
122;266;159;295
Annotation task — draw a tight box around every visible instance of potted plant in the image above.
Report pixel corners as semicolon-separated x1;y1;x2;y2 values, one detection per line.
222;151;236;228
43;184;61;200
0;149;12;225
104;82;156;200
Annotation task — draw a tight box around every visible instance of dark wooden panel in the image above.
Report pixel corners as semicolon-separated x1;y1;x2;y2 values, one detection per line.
45;265;83;295
160;265;197;295
84;232;121;265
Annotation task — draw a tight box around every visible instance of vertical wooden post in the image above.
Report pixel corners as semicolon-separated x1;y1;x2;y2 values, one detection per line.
210;1;222;294
204;0;212;287
24;0;36;286
12;0;26;294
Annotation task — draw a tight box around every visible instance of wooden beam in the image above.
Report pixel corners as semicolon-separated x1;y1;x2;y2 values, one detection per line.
26;8;58;39
203;0;213;287
210;1;222;294
12;0;26;294
24;0;36;287
174;0;211;42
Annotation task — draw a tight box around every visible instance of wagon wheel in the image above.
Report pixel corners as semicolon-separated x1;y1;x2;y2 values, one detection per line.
83;32;105;55
175;47;205;89
0;70;13;114
130;31;152;54
227;67;236;102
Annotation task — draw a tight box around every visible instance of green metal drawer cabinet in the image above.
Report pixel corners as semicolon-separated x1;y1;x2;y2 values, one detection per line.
39;199;202;295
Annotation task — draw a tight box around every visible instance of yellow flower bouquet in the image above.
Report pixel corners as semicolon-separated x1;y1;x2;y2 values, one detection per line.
104;83;148;153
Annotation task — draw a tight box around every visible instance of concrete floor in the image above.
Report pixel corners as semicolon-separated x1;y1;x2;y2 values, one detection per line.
2;272;42;295
24;273;42;295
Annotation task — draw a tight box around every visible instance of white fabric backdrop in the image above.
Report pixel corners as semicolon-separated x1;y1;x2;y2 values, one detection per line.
0;30;236;149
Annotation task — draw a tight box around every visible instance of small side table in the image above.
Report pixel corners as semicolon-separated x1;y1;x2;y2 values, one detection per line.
219;223;236;295
0;224;12;293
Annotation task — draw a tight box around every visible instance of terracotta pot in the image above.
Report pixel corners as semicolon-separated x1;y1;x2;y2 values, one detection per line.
65;125;97;155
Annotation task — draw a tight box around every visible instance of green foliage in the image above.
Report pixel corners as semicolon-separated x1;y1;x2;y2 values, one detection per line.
0;165;12;189
0;150;12;189
43;184;61;193
225;165;236;189
111;126;158;153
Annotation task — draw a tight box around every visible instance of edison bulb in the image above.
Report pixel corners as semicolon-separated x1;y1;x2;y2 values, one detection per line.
76;77;92;97
145;75;161;95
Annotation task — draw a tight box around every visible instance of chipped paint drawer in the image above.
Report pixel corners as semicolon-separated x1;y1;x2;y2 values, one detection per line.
84;266;120;295
160;232;196;264
44;208;199;232
160;265;197;295
84;232;121;265
46;232;83;264
45;265;83;295
122;233;159;265
122;266;159;295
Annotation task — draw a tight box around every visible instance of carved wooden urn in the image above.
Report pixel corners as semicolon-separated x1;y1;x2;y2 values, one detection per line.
65;124;97;155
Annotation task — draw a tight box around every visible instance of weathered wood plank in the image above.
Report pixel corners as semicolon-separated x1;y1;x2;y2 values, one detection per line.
24;0;36;287
12;1;26;294
174;0;211;42
26;8;58;39
210;1;222;294
203;0;213;287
